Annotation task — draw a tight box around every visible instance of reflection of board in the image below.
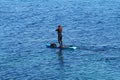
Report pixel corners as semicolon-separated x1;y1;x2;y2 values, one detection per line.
46;44;77;50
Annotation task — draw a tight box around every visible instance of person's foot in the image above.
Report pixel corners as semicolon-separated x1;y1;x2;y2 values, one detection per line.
59;45;63;48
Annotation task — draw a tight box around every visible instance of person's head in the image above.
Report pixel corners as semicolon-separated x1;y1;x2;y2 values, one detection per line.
50;43;57;47
58;25;61;27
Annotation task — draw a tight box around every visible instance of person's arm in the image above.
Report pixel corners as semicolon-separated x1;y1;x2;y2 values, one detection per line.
55;29;58;31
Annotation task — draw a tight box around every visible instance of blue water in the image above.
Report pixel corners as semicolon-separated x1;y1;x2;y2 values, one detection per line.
0;0;120;80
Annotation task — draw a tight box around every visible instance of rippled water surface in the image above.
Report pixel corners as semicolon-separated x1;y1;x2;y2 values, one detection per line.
0;0;120;80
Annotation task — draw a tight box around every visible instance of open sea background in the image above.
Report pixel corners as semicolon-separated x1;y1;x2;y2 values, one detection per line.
0;0;120;80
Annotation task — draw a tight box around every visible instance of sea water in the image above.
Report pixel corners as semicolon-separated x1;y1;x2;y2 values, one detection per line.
0;0;120;80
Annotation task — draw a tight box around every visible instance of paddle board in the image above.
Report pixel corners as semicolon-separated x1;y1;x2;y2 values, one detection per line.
46;44;77;50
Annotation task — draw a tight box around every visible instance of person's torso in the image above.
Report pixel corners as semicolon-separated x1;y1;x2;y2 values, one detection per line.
58;27;62;33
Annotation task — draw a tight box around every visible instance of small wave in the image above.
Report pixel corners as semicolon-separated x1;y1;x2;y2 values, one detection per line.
77;44;120;51
97;56;120;62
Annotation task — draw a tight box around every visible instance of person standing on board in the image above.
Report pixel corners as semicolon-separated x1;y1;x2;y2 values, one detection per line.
56;25;63;47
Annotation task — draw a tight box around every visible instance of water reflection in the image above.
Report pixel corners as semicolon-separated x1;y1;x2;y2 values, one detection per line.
57;49;64;67
57;49;65;80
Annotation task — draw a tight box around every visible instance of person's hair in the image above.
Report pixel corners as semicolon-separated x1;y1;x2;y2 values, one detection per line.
58;25;61;27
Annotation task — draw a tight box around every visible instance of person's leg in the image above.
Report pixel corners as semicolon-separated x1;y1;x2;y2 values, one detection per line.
60;41;62;47
58;35;60;44
59;35;62;47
